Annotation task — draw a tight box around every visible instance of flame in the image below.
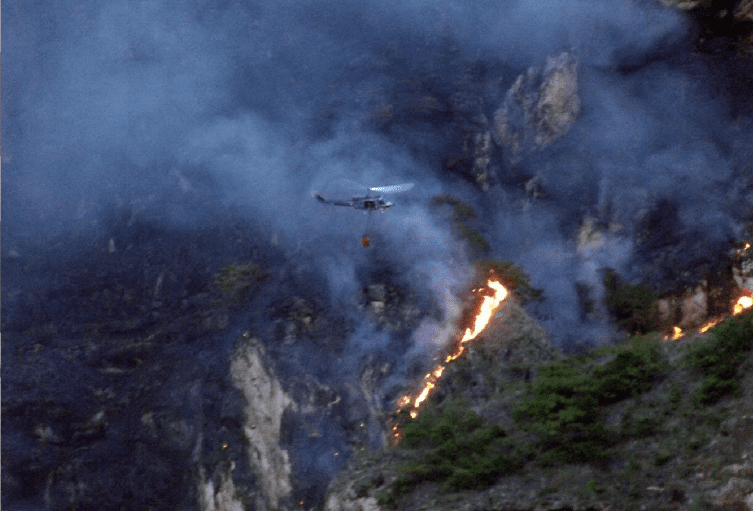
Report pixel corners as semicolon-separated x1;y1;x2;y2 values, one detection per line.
700;293;753;331
448;280;508;362
397;279;508;420
664;325;684;341
665;292;752;340
391;423;401;442
734;295;752;315
699;318;720;333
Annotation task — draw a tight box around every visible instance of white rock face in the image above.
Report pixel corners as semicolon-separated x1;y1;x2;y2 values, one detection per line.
199;467;245;511
493;52;580;164
712;476;753;511
230;339;295;510
324;496;382;511
734;261;753;292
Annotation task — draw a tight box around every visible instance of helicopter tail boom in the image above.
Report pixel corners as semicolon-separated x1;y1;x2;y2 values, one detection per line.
314;193;354;208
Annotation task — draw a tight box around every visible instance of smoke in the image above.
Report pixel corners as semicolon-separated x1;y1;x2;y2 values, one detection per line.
5;0;752;505
5;0;749;394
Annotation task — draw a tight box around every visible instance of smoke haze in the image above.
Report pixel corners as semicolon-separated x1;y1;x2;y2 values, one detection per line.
5;0;751;399
4;0;753;507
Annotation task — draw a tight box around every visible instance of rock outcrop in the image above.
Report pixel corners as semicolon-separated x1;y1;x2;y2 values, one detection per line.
227;338;294;510
493;52;581;164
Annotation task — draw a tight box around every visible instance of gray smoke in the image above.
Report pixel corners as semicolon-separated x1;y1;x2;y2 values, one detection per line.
4;0;750;401
2;0;750;348
6;1;753;508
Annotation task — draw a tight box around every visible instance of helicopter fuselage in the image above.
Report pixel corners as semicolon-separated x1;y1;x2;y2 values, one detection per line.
353;195;392;212
315;193;392;212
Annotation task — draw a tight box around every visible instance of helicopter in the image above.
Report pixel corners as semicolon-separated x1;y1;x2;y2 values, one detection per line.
313;182;414;212
313;181;415;246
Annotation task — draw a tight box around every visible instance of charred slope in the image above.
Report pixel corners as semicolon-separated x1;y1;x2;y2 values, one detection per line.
1;213;439;510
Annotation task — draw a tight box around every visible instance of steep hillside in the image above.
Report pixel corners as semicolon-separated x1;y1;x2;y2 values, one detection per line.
325;308;753;511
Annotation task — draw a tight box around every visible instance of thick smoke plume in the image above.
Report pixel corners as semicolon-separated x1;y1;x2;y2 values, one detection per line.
4;0;753;507
5;0;748;311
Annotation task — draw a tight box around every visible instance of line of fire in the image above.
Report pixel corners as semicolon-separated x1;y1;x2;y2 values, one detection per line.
391;275;509;442
665;294;753;341
391;259;753;443
665;242;753;340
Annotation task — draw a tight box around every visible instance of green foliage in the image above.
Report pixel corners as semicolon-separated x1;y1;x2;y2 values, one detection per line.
396;400;521;495
628;480;641;500
458;224;491;255
693;376;739;405
592;336;667;404
668;381;683;409
625;413;662;438
515;360;598;435
213;263;266;301
578;478;605;498
376;489;398;509
602;268;660;334
514;337;667;463
687;308;753;405
474;260;544;304
429;195;490;257
654;442;673;466
513;359;611;463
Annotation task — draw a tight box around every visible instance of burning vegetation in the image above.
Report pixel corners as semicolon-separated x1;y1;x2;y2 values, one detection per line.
664;292;753;340
377;244;753;507
394;257;752;440
395;277;509;424
372;308;753;508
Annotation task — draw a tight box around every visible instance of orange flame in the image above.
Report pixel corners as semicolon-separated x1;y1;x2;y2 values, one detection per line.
397;279;508;420
665;293;752;340
734;295;752;315
699;318;721;333
663;325;684;342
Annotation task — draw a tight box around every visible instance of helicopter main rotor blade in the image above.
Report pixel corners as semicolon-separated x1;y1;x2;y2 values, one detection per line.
368;183;414;194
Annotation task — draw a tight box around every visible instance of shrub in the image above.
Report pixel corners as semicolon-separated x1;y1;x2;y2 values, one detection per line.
602;268;660;334
514;359;611;463
627;414;662;437
514;337;666;462
430;195;490;258
592;336;667;404
213;263;266;303
688;308;753;404
396;400;521;494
